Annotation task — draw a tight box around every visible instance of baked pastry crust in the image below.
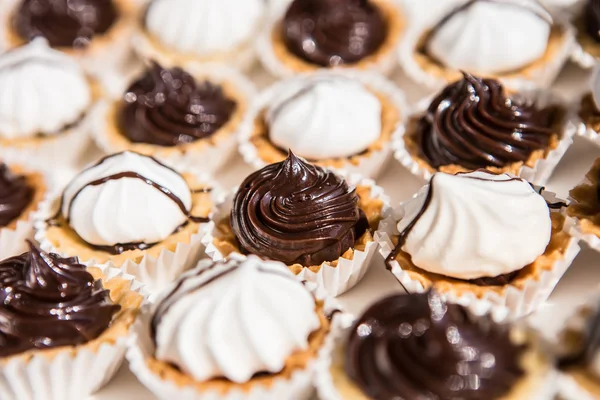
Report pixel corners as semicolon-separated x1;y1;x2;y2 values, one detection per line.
567;157;600;238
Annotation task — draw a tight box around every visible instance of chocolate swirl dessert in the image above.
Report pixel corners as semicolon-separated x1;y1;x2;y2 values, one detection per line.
0;163;34;227
12;0;118;48
118;63;237;147
585;0;600;43
415;73;558;170
282;0;387;67
345;291;526;400
230;152;369;266
0;241;120;357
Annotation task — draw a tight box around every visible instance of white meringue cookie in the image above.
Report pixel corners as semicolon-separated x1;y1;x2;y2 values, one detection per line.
266;76;382;160
154;255;320;384
397;171;552;280
145;0;265;56
0;38;91;139
62;151;192;247
426;0;552;74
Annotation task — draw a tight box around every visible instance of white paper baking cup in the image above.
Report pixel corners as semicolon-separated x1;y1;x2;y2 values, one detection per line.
33;163;219;294
91;64;256;174
238;69;408;180
202;172;390;297
375;189;581;319
399;17;576;92
392;90;576;186
0;263;147;400
126;278;346;400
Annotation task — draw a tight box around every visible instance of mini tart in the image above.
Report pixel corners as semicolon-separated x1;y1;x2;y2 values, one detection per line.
40;174;212;267
212;184;384;276
574;13;600;64
146;299;330;395
578;93;600;139
2;164;46;231
267;0;404;74
567;157;600;241
248;86;400;170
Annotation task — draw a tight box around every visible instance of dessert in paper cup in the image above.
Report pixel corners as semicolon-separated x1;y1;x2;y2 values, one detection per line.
0;39;96;168
34;151;217;293
132;0;265;72
315;290;559;400
0;241;146;400
127;255;343;400
570;0;600;68
91;61;255;173
574;61;600;147
203;152;388;297
257;0;406;78
376;170;580;319
400;0;575;91
238;70;407;179
393;72;574;185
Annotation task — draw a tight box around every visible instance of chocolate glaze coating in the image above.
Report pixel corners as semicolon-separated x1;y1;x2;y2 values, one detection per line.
117;63;237;147
13;0;118;48
416;73;557;170
0;163;34;227
0;242;120;358
230;152;368;266
345;291;526;400
282;0;387;67
585;0;600;43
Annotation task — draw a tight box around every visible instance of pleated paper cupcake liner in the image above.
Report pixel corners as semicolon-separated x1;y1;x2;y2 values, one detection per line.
202;172;390;297
126;281;346;400
375;190;581;319
0;263;147;400
237;69;408;180
571;43;597;69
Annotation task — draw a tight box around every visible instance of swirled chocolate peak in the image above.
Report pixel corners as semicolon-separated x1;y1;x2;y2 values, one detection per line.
585;0;600;43
12;0;118;48
230;151;368;266
0;241;120;358
0;163;34;227
345;291;526;400
416;72;557;170
282;0;387;67
117;62;237;147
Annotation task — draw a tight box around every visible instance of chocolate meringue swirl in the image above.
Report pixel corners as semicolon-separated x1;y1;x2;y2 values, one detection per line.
13;0;118;48
0;241;120;358
416;73;557;169
230;152;368;266
345;291;526;400
282;0;387;67
117;63;237;147
585;0;600;43
0;163;34;227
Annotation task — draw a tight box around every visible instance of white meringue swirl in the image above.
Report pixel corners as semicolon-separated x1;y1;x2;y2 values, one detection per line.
62;151;192;247
0;38;91;139
266;76;382;160
145;0;265;56
153;255;320;384
398;171;552;280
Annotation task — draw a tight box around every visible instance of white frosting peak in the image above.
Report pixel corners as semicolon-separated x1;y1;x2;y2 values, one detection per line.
62;152;192;247
266;76;382;160
397;171;551;280
0;38;91;139
154;256;320;383
145;0;265;56
426;0;552;74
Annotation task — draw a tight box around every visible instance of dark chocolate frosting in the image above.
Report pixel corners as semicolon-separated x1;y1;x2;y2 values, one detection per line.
0;163;34;227
416;73;557;170
586;0;600;43
282;0;387;67
230;152;369;266
13;0;118;48
0;241;120;358
117;63;237;147
345;291;526;400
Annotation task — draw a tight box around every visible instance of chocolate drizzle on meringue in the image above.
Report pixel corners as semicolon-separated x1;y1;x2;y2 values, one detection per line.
0;163;34;227
13;0;118;48
118;62;236;147
282;0;387;67
585;0;600;43
0;241;120;358
415;73;558;170
231;152;369;266
345;291;526;400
